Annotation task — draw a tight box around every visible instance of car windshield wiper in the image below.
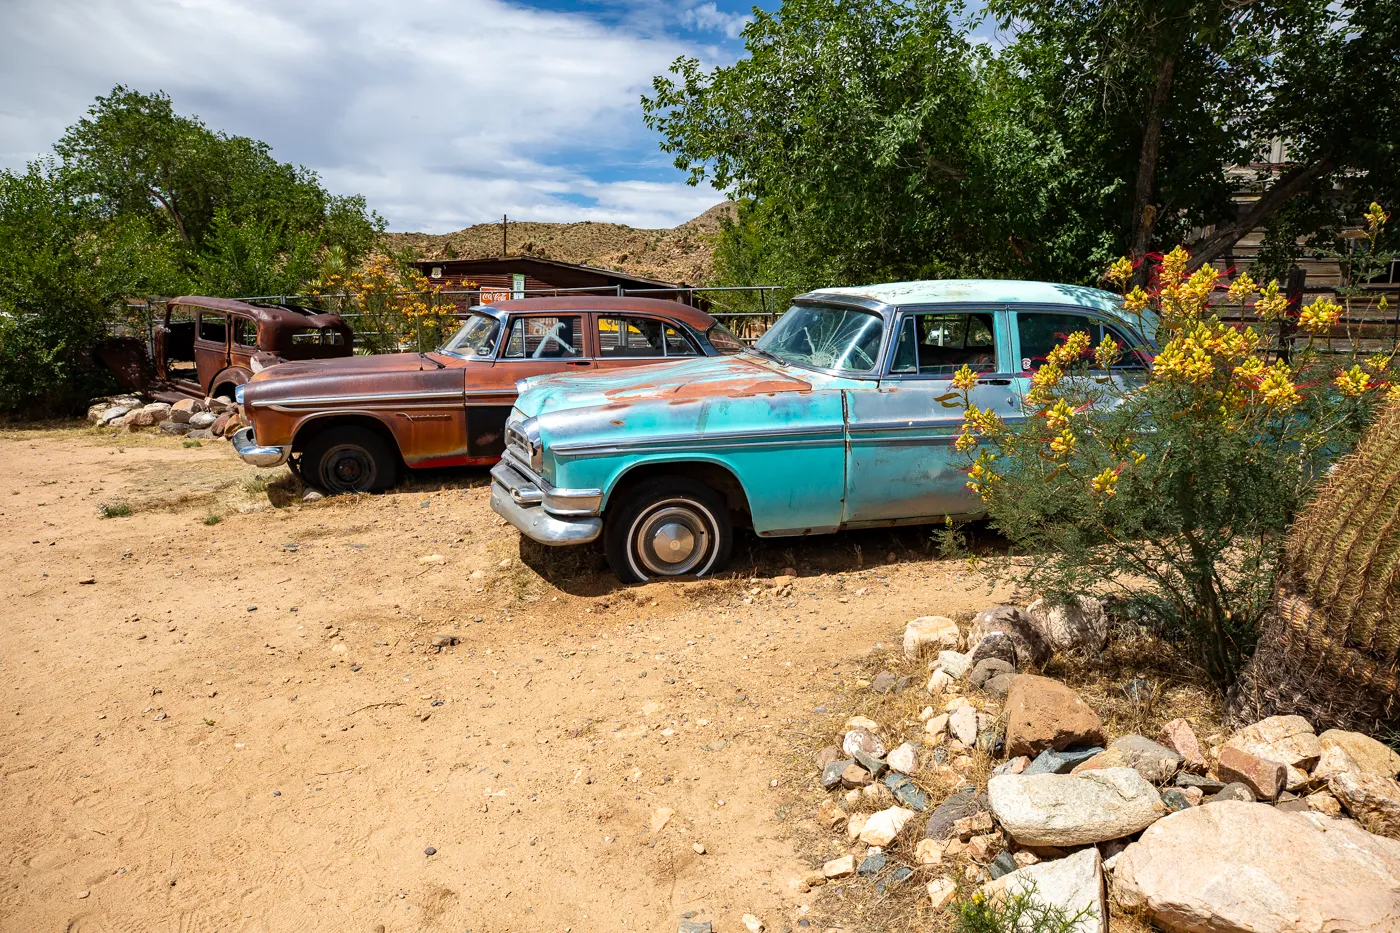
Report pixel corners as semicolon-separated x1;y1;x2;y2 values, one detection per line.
749;347;784;365
418;351;445;369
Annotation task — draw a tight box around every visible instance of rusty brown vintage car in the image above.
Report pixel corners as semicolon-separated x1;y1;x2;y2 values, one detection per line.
152;296;353;402
232;296;744;492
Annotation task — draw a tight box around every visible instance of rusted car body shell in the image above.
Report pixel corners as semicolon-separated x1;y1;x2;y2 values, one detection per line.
240;296;727;469
495;279;1160;543
152;296;353;402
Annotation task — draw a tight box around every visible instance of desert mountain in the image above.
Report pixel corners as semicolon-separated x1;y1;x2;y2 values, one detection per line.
385;202;735;285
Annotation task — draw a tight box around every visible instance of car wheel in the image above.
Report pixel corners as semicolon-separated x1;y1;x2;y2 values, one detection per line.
302;426;398;493
604;477;732;583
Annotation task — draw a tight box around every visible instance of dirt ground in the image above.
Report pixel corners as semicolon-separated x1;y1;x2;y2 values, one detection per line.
0;422;1015;933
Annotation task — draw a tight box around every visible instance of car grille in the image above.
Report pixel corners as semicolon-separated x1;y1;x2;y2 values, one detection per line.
505;423;531;464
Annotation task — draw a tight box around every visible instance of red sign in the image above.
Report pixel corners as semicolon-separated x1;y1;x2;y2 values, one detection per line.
479;287;511;305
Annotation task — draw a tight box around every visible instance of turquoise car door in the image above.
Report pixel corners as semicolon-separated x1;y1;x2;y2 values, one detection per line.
1011;309;1150;408
842;308;1019;524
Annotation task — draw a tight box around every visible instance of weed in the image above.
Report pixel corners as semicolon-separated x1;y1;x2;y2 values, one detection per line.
955;886;1091;933
203;512;222;526
98;501;131;518
203;718;215;726
182;439;201;448
242;474;267;494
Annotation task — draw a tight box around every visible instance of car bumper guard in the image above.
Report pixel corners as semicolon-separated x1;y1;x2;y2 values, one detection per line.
231;426;291;468
490;460;602;546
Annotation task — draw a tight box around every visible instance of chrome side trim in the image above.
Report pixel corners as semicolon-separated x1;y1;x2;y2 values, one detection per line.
551;425;846;457
255;390;467;411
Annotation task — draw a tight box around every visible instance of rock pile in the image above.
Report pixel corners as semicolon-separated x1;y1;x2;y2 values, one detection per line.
797;602;1400;933
86;395;244;441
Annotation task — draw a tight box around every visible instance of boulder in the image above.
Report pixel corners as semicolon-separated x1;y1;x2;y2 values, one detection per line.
1217;746;1286;801
985;672;1017;699
171;398;202;415
904;616;962;658
988;767;1165;846
1319;729;1400;780
189;411;218;429
1157;718;1208;773
1205;782;1256;804
97;406;131;426
1224;715;1321;791
970;630;1019;668
87;402;111;424
970;657;1015;689
938;650;972;680
1072;735;1182;785
982;848;1105;933
1004;675;1106;758
1113;801;1400;933
1028;595;1110;652
1313;743;1362;783
210;412;232;436
859;806;917;846
842;727;885;759
122;408;160;429
1330;771;1400;840
168;407;192;424
186;428;215;440
159;420;192;436
969;606;1052;667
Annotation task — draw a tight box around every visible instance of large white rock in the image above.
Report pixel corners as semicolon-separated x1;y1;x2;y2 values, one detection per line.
938;650;972;680
983;848;1105;933
904;616;962;659
1319;729;1400;780
1028;596;1110;652
1113;801;1400;933
988;767;1165;846
859;806;917;846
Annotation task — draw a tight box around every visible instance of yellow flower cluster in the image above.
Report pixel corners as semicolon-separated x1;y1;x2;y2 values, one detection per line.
1254;280;1289;322
955;404;1004;453
1104;257;1135;290
952;364;979;391
1298;298;1341;335
1048;331;1092;368
1026;360;1064;406
1091;467;1119;498
1336;365;1372;397
1045;398;1075;431
1153;321;1260;387
1365;202;1390;238
1049;428;1077;459
1094;334;1121;369
1226;272;1257;305
966;449;1000;502
1256;360;1300;408
1123;287;1150;315
1160;265;1218;325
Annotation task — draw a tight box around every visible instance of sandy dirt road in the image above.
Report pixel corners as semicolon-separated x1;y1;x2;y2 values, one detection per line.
0;424;1007;933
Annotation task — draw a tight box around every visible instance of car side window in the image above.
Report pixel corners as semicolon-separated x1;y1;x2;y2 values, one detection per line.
1017;312;1143;371
889;312;996;377
663;324;699;357
597;317;699;358
503;315;584;359
198;313;226;344
232;318;257;347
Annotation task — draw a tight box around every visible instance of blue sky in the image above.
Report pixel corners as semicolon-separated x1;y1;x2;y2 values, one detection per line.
0;0;773;232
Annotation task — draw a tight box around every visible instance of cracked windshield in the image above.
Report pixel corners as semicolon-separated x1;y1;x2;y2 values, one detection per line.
753;303;885;372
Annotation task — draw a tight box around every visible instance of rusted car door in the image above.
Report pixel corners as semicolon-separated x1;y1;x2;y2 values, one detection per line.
194;311;230;395
230;315;258;373
843;308;1017;524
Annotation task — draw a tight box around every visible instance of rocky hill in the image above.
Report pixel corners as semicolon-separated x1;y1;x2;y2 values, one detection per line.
384;202;735;285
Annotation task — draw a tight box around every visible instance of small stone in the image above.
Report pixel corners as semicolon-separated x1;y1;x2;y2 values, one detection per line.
886;773;928;811
858;851;888;876
1179;786;1204;806
989;849;1018;879
859;806;917;846
842;727;886;758
430;634;457;648
189;410;218;428
742;915;764;933
1024;746;1105;777
815;799;848;829
926;669;954;695
925;712;949;742
822;759;852;791
1217;746;1286;800
846;812;868;840
887;741;919;774
982;848;1105;933
1304;790;1343;818
853;749;887;777
915;838;946;865
1175;772;1225;794
845;715;880;731
938;650;973;680
927;876;958;909
969;657;1015;689
968;605;1052;666
1158;718;1208;773
650;807;674;834
1160;789;1191;812
1014;850;1041;868
693;842;706;854
1205;782;1256;804
968;833;1000;862
424;846;437;856
949;705;978;746
815;745;841;769
904;615;962;658
870;670;899;694
985;672;1017;699
1072;735;1183;785
954;811;994;840
822;854;855;879
678;922;713;933
302;488;325;502
840;763;872;788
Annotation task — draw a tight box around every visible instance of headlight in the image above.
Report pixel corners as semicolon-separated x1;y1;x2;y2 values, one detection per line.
506;417;544;474
234;384;247;418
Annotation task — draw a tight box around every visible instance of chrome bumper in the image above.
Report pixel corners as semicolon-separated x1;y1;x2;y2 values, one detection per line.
231;426;291;468
490;460;602;546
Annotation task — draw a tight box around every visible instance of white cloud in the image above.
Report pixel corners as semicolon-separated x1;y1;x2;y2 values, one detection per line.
680;2;752;39
0;0;733;231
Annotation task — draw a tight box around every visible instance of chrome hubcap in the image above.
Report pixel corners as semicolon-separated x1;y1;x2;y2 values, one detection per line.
651;522;696;564
632;503;712;577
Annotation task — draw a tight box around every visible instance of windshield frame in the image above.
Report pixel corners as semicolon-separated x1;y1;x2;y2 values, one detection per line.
438;310;504;360
749;300;889;377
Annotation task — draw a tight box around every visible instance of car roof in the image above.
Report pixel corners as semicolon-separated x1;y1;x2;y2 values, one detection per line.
170;296;348;331
801;279;1155;340
473;295;716;329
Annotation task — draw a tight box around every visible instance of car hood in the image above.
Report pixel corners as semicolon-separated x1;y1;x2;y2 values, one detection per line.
514;353;816;417
245;351;464;403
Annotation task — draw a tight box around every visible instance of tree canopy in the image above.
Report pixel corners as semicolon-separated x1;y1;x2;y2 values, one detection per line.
644;0;1400;289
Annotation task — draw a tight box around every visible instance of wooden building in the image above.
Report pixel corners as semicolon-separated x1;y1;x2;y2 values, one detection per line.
413;256;695;311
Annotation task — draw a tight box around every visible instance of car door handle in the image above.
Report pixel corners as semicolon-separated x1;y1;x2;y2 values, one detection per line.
977;378;1012;386
566;360;590;366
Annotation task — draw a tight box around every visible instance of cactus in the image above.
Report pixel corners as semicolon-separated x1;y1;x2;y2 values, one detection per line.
1229;401;1400;731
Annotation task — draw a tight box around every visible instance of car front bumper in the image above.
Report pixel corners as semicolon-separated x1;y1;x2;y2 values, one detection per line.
489;459;602;546
231;426;291;468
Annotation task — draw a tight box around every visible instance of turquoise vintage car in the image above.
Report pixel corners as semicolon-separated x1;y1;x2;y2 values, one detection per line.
490;280;1158;582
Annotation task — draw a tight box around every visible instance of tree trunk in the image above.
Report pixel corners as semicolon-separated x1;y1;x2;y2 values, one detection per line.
1129;55;1177;275
1187;154;1337;268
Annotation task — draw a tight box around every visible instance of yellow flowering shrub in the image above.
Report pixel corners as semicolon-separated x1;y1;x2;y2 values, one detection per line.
317;253;451;354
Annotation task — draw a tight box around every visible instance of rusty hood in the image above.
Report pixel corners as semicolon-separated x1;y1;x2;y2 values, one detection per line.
515;353;814;417
244;351;465;406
